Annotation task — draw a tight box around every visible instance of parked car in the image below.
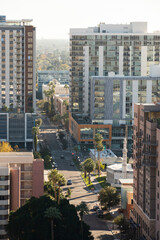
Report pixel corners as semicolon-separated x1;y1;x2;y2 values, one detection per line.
93;205;99;211
61;155;64;159
96;209;104;218
52;162;58;169
67;179;72;185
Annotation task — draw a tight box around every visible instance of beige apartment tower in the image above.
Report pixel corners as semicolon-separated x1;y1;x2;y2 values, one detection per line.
0;152;44;239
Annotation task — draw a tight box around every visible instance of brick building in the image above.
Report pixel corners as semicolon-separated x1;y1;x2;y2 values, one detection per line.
130;103;160;240
0;152;44;239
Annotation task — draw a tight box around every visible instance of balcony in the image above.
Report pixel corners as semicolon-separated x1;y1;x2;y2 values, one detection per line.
135;163;141;168
136;153;141;159
142;160;157;168
136;132;142;138
142;151;157;157
136;143;141;148
142;140;158;146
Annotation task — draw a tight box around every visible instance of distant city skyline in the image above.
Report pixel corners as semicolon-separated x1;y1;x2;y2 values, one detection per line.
1;0;160;39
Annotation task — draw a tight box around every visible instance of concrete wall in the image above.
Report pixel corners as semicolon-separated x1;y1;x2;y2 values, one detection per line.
32;159;44;198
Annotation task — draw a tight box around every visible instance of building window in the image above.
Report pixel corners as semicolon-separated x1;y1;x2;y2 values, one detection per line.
157;215;159;221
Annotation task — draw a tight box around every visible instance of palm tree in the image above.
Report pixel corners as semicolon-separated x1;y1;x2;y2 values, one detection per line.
35;118;42;128
57;174;66;204
82;158;95;184
64;84;69;94
45;207;61;240
48;169;59;201
94;133;104;176
48;82;55;111
76;202;89;240
51;114;62;132
32;127;39;152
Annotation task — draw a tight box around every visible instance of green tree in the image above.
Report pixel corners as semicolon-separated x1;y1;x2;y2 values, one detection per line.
76;202;89;240
6;196;93;240
32;127;39;152
82;158;95;184
113;214;129;237
65;187;72;199
45;207;61;240
35;118;42;127
2;105;8;112
98;186;120;210
33;151;41;159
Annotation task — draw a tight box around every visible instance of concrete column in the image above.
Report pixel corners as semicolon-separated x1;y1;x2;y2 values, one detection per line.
10;167;21;211
119;46;124;75
5;30;10;108
141;46;147;76
99;46;104;76
146;80;152;103
32;159;44;198
132;80;138;119
83;46;89;114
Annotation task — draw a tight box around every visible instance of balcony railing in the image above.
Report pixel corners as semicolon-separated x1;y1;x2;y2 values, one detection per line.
142;151;157;157
142;160;157;168
142;140;158;146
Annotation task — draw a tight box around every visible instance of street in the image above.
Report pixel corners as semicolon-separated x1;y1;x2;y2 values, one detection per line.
40;115;114;240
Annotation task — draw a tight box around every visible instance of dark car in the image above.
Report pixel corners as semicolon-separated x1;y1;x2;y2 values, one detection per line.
61;155;64;159
67;179;72;185
96;209;104;218
93;205;99;211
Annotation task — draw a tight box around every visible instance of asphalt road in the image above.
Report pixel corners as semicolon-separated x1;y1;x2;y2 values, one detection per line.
39;115;114;240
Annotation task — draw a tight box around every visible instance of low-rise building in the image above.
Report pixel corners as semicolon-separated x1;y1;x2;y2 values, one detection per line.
119;179;133;219
89;148;122;165
0;113;37;149
42;82;69;100
0;152;44;239
54;94;69;116
107;163;133;186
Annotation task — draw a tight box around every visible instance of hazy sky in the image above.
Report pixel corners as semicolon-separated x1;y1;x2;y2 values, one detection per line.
1;0;160;39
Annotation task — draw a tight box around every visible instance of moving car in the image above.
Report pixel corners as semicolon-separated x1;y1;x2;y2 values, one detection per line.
67;179;72;185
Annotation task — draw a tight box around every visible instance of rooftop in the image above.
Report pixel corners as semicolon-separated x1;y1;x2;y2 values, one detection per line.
0;16;33;26
107;163;133;172
90;149;117;158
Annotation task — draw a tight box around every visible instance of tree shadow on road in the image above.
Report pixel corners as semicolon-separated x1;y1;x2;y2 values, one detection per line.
97;234;111;240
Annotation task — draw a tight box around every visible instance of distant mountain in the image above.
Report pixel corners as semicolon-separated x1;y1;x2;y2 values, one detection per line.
36;39;69;54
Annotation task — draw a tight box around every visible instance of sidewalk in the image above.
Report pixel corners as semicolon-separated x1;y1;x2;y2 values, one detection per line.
90;174;103;192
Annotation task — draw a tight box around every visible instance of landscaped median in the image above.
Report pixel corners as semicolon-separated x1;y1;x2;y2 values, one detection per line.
81;173;95;191
96;176;110;188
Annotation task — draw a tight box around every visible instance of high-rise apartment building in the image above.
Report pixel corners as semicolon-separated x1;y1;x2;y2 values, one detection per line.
69;22;160;153
0;152;44;239
0;15;36;112
0;16;36;148
130;103;160;240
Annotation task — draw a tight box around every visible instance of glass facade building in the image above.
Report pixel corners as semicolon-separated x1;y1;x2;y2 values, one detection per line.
69;23;160;155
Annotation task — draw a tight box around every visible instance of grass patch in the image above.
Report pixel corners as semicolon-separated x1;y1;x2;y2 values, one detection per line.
81;173;95;191
96;176;111;188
